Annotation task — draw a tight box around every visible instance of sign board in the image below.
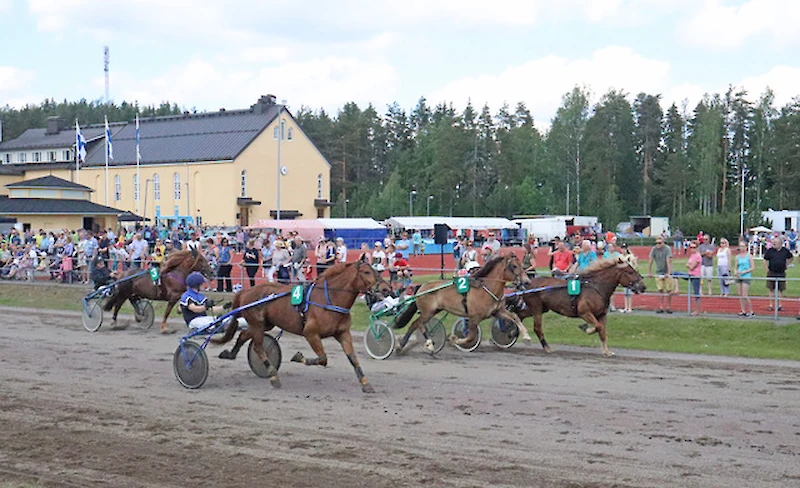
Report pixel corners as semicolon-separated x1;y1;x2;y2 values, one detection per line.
149;267;160;282
456;276;470;294
567;279;581;296
291;285;304;305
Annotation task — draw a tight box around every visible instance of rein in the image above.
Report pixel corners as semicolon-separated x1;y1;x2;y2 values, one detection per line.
303;280;352;314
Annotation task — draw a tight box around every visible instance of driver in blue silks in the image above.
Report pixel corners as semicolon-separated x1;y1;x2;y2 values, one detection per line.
180;271;231;330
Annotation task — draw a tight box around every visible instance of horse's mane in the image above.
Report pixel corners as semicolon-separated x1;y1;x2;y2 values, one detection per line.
161;249;204;275
317;261;352;281
472;256;505;278
579;256;624;275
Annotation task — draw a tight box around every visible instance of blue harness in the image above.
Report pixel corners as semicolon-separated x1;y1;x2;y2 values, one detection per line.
301;280;351;314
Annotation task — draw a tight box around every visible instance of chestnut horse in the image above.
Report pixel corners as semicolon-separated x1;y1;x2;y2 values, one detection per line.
513;256;646;356
212;261;391;392
103;249;214;333
392;254;531;353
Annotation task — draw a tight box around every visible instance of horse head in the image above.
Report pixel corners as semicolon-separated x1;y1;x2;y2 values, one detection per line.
352;260;384;295
616;256;646;294
503;254;531;287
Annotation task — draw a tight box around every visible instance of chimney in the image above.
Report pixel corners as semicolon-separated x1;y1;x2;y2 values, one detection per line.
46;116;64;135
251;94;278;114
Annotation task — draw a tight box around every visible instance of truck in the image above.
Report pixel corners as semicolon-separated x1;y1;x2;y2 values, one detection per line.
513;218;567;244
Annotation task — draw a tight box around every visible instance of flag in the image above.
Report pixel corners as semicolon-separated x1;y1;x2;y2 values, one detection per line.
104;116;113;160
135;113;141;161
75;121;87;163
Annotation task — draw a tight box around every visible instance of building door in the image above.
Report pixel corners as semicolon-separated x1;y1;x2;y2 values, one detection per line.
83;217;94;231
239;207;249;227
786;217;792;231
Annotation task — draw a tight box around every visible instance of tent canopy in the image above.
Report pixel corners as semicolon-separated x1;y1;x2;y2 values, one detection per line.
385;216;518;231
749;226;772;233
250;219;325;244
317;218;384;230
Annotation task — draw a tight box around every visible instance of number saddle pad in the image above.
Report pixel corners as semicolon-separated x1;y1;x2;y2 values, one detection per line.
455;276;470;294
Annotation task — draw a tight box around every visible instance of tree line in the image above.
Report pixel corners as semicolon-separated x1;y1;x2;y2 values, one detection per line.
295;86;800;236
3;88;799;235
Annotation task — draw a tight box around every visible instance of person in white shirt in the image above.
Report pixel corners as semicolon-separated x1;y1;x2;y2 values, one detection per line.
371;241;386;274
335;237;347;263
128;233;149;269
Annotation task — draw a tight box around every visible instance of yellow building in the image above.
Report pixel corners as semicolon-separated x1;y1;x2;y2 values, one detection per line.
0;95;332;228
0;175;121;231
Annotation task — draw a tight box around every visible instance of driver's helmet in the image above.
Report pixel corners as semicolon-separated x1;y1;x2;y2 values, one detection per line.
186;271;205;288
464;261;481;272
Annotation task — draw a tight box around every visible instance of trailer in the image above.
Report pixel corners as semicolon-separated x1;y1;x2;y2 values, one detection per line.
513;218;567;244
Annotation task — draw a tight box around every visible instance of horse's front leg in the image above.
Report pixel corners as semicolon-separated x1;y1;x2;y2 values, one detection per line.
532;312;550;352
291;331;328;366
495;307;531;344
578;312;613;357
335;329;374;393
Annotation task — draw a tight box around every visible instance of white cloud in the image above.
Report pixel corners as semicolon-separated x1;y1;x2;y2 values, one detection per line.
679;0;800;49
740;66;800;107
429;46;671;126
0;66;35;95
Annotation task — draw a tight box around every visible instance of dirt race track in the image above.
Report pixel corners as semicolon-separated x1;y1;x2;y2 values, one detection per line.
1;308;800;488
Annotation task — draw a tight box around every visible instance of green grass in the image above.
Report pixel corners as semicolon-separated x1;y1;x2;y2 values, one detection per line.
2;281;799;360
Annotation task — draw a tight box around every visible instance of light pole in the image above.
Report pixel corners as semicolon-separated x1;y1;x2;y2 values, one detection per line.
427;195;434;216
344;199;349;218
409;190;417;216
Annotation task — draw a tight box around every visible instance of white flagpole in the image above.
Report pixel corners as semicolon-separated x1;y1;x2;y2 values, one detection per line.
105;116;109;205
136;113;141;215
75;119;80;184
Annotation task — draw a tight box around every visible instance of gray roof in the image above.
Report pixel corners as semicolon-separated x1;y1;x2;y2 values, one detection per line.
0;197;123;215
0;97;284;167
0;126;106;151
5;175;93;191
84;105;281;166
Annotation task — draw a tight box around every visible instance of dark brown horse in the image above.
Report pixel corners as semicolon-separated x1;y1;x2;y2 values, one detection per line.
103;249;214;333
513;256;645;356
393;254;531;353
212;261;391;392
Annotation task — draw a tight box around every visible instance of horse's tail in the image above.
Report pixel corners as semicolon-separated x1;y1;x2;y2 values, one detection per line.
210;291;241;345
392;301;418;330
102;277;132;311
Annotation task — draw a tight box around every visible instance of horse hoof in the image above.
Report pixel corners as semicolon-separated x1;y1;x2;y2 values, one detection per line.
603;351;615;357
522;335;532;344
394;344;405;356
219;350;235;360
455;338;468;346
423;339;435;353
265;365;278;378
362;383;375;394
269;376;282;388
543;346;552;353
448;335;458;345
290;352;305;363
578;323;589;332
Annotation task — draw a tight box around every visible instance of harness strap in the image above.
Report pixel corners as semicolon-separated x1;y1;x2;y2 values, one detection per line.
306;280;351;314
481;285;501;302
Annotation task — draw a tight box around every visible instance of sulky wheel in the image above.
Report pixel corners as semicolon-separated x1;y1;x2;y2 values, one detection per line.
248;333;283;378
173;341;209;389
425;317;447;354
133;299;155;330
451;317;482;353
81;297;104;332
490;317;519;349
364;320;395;360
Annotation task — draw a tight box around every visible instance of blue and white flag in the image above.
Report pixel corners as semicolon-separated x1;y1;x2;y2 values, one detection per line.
104;115;114;160
135;113;141;161
75;121;87;163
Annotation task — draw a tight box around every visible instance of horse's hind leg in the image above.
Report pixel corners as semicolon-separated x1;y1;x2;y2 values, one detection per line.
578;312;613;357
396;312;434;353
160;301;177;333
291;332;328;366
219;329;251;360
249;330;280;388
335;329;374;393
532;313;551;352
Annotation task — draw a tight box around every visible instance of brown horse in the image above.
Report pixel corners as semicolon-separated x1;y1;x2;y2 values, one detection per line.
212;261;391;392
393;254;531;353
103;249;214;333
513;256;646;357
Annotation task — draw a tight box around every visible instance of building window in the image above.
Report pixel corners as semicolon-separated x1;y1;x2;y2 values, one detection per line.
173;172;181;200
241;170;247;197
48;151;56;162
287;128;293;141
133;174;140;201
17;153;26;163
317;174;323;199
2;153;10;164
62;150;71;161
153;174;161;201
114;175;121;201
33;152;41;162
273;126;279;139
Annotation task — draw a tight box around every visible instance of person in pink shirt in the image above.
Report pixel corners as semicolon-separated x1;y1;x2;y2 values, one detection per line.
686;241;702;316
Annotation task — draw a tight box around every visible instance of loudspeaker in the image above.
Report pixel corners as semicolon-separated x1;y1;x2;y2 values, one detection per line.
434;224;450;245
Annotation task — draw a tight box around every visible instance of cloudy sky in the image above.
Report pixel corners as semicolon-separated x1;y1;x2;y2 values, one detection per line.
1;0;798;126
